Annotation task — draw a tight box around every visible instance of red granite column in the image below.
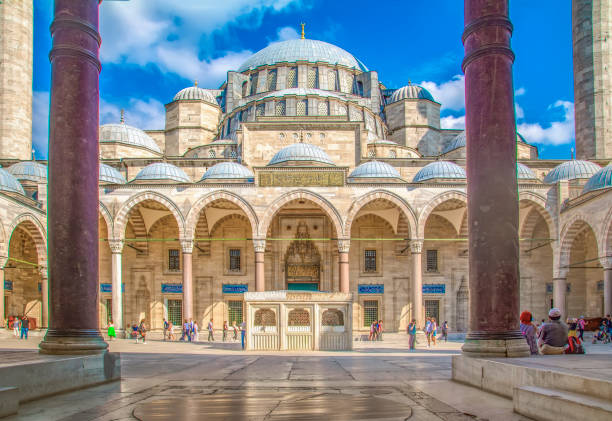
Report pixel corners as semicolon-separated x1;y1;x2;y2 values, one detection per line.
39;0;107;354
338;239;350;293
253;239;266;292
462;0;529;357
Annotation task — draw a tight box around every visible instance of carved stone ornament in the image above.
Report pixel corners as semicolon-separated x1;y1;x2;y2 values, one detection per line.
337;239;350;253
180;239;194;254
253;239;266;253
410;240;423;254
108;239;124;254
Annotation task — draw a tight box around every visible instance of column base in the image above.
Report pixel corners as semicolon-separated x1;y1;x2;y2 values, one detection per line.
39;329;108;355
461;331;530;358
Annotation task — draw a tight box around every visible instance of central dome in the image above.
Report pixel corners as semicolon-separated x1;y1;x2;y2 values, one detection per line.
268;143;335;166
238;39;368;72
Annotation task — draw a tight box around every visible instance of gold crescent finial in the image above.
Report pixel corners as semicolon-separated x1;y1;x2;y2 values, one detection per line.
194;80;198;87
301;22;305;39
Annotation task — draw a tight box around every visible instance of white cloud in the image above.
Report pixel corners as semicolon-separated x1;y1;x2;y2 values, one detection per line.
32;91;50;158
517;101;575;146
515;87;526;97
101;97;166;130
515;103;525;120
273;26;300;42
440;115;465;130
420;75;465;111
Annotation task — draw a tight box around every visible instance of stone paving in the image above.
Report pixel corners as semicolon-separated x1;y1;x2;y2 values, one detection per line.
0;331;610;420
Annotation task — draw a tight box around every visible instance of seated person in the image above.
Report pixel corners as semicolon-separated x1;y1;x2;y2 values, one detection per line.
592;320;611;344
537;308;568;355
565;319;585;354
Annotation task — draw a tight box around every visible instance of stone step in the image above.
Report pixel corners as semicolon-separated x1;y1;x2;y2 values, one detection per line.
0;387;19;418
514;385;612;421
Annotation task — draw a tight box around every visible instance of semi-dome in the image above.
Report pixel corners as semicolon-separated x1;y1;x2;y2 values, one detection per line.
99;163;127;184
543;160;601;184
268;143;335;166
100;123;162;154
412;161;466;182
238;38;368;72
517;163;537;180
388;84;435;103
8;161;47;182
582;164;612;193
173;85;219;105
349;161;402;179
132;162;190;183
0;168;25;195
200;162;254;181
442;131;529;154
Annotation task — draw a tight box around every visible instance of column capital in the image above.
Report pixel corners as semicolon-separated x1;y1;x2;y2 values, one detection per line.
108;239;124;254
253;238;266;253
410;240;423;254
337;239;350;253
38;265;49;278
0;257;8;269
600;257;612;270
180;239;193;254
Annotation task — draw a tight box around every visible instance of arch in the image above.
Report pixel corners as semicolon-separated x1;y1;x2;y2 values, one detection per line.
208;214;251;237
518;191;556;239
258;190;343;238
417;191;467;239
0;217;7;263
7;213;47;266
343;190;417;239
99;202;113;236
558;214;598;275
185;190;258;239
113;191;185;240
600;206;612;262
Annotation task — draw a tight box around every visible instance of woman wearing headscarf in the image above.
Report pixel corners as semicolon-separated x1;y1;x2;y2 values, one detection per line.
520;311;538;355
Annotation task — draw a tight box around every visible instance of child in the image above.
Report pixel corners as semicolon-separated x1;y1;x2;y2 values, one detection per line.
565;319;585;354
107;320;116;341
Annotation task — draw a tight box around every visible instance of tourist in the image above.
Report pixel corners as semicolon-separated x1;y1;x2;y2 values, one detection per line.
20;316;29;340
130;324;138;339
167;322;175;341
163;318;169;341
193;320;199;342
240;320;247;350
519;311;538;355
431;318;437;346
605;314;612;336
369;321;376;341
232;321;239;341
407;319;417;350
207;319;214;341
592;319;611;344
137;319;147;344
537;308;568;354
441;321;449;342
108;320;116;341
13;318;20;338
223;321;228;341
189;318;195;342
577;315;585;341
565;319;585;354
424;318;432;347
377;320;384;341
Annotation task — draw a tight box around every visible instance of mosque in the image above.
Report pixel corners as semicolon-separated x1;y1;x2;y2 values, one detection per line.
0;2;611;342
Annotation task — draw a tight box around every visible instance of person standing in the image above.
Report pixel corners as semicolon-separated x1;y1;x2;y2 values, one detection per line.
207;319;214;342
168;322;175;341
137;319;147;344
193;320;199;342
407;319;417;350
240;320;246;350
108;320;116;341
189;318;195;342
13;318;20;338
369;321;376;341
180;319;188;341
232;321;238;341
431;318;438;346
20;316;29;340
577;316;586;341
223;321;229;342
441;321;449;343
377;320;384;341
519;311;538;355
424;317;432;347
163;318;169;341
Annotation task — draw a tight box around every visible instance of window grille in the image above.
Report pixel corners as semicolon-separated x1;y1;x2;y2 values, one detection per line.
208;149;216;158
256;103;265;117
363;300;379;327
250;73;258;96
322;309;344;326
338;104;347;116
167;299;182;327
368;150;376;158
318;101;329;116
307;67;319;89
227;300;243;324
426;249;438;272
424;300;439;321
345;73;354;93
105;299;112;324
297;99;308;116
364;249;377;272
389;150;396;158
229;248;241;271
230;149;237;159
275;100;286;116
328;70;338;91
288;309;310;326
168;249;180;271
254;308;276;326
287;67;298;88
267;69;277;91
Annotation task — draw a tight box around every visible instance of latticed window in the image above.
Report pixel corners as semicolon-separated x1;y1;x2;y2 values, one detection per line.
307;67;319;89
322;309;344;326
363;300;379;327
167;299;182;327
328;70;338;91
105;299;112;324
256;103;265;117
364;249;377;272
297;99;308;116
287;67;298;88
338;104;347;116
227;300;243;324
389;150;396;158
317;101;329;116
250;73;258;95
229;248;241;272
426;249;438;272
368;150;376;158
355;81;364;96
168;249;180;271
208;149;216;158
241;81;248;97
288;309;310;326
344;73;354;93
425;300;440;321
230;149;237;159
254;308;276;326
267;69;277;91
275;100;286;116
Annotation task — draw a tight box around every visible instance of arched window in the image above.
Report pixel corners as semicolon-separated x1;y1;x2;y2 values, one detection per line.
307;67;319;89
267;69;277;91
287;67;298;88
322;309;344;326
275;100;286;116
328;70;338;91
256;103;265;117
249;73;258;96
254;308;276;326
288;309;310;326
356;81;364;96
297;99;308;116
317;101;329;116
344;73;354;94
241;81;248;97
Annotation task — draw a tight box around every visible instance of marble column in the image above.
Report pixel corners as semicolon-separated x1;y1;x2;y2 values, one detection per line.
602;258;612;316
181;240;193;320
338;239;350;293
553;277;567;319
0;257;6;327
462;0;529;357
253;239;266;292
410;241;423;328
109;240;124;335
40;266;49;328
39;0;107;354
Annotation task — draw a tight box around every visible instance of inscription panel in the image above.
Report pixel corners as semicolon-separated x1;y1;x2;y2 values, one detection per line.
259;171;344;187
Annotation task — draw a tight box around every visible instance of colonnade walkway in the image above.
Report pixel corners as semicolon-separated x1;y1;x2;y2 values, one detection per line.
0;332;610;420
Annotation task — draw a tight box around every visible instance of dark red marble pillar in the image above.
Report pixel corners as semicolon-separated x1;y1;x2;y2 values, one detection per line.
39;0;107;354
462;0;529;357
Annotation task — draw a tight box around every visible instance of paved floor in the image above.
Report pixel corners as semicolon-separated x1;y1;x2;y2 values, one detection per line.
1;331;610;420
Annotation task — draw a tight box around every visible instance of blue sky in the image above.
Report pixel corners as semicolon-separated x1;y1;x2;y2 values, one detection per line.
33;0;575;160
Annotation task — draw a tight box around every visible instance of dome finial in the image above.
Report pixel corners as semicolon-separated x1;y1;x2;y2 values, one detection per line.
120;109;125;124
408;80;412;86
194;80;198;87
301;22;305;39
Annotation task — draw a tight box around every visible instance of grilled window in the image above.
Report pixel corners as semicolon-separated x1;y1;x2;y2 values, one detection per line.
227;300;243;324
297;99;308;116
256;103;265;117
363;300;379;327
307;67;319;89
275;100;286;116
168;249;180;271
364;249;377;272
328;70;338;91
389;150;396;158
317;101;329;116
287;67;298;88
267;69;277;91
249;73;258;96
229;248;241;271
424;300;439;321
241;81;248;97
167;299;182;327
426;249;438;272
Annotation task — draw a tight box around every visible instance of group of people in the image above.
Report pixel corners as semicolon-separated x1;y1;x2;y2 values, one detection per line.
6;316;30;339
592;314;612;344
369;320;384;341
405;318;449;350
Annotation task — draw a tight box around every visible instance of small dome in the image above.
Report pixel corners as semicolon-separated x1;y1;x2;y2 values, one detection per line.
582;164;612;193
268;143;335;166
173;85;219;105
388;84;435;103
517;163;537;180
349;161;402;179
100;123;162;154
0;168;25;195
8;161;47;182
99;163;127;184
200;162;254;181
543;160;601;184
442;131;529;154
132;162;190;183
238;38;367;72
413;161;466;182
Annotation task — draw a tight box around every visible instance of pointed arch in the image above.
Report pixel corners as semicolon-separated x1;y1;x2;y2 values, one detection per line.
8;213;47;267
259;190;343;238
518;191;556;240
600;206;612;262
558;214;598;276
99;202;113;236
417;191;467;239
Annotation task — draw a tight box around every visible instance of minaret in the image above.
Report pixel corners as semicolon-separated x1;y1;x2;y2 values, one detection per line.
0;0;34;160
573;0;612;159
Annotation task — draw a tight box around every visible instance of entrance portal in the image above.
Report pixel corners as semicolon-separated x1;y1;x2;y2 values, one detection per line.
284;222;321;291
